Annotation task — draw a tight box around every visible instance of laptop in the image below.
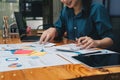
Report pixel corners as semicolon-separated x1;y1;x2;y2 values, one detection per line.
14;12;40;42
72;53;120;68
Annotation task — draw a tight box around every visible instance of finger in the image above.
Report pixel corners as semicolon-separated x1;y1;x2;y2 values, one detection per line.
44;35;50;43
86;42;94;49
76;43;81;46
79;36;89;45
39;34;46;44
77;37;86;44
82;41;92;49
49;36;55;42
81;37;92;44
81;38;88;44
76;37;87;46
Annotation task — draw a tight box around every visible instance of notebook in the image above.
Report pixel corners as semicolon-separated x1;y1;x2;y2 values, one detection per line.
14;12;40;42
72;53;120;68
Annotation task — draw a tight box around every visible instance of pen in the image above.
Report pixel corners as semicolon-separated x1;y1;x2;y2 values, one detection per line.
79;51;102;56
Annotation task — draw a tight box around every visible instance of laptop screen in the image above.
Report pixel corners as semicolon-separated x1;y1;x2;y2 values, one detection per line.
14;12;27;37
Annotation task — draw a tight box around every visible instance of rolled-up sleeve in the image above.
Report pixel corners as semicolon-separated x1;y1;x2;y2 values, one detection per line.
54;7;67;38
92;4;114;40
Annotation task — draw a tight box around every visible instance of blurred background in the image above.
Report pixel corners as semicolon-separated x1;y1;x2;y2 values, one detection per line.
0;0;120;52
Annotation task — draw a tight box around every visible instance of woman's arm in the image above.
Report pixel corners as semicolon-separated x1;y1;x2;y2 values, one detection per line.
76;36;113;49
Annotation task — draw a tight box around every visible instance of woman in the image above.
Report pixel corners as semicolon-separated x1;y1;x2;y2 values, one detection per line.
40;0;114;49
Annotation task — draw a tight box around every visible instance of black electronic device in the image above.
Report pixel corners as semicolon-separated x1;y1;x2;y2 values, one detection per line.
14;12;40;42
72;53;120;68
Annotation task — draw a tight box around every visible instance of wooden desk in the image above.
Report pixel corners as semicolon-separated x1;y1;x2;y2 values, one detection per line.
0;38;120;80
0;37;21;44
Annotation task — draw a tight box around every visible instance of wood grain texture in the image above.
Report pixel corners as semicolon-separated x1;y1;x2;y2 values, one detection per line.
0;38;21;44
0;70;26;80
0;38;120;80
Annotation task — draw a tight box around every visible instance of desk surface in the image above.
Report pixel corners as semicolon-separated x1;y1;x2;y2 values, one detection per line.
0;38;120;80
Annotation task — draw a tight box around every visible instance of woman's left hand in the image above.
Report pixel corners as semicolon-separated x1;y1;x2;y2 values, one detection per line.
76;36;100;49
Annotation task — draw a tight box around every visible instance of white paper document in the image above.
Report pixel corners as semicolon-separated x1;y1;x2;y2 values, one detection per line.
0;54;70;72
55;43;115;55
55;43;82;52
0;43;115;72
0;51;13;57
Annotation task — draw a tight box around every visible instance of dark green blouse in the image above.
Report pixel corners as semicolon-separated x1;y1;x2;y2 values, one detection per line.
54;2;113;41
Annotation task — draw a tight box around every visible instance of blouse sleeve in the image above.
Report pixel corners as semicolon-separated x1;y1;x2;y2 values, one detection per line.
53;7;67;38
92;3;114;40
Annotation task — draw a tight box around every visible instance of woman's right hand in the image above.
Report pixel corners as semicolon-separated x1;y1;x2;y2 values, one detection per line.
39;27;57;44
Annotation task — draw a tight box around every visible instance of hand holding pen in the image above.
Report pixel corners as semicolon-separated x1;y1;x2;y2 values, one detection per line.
76;36;100;49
